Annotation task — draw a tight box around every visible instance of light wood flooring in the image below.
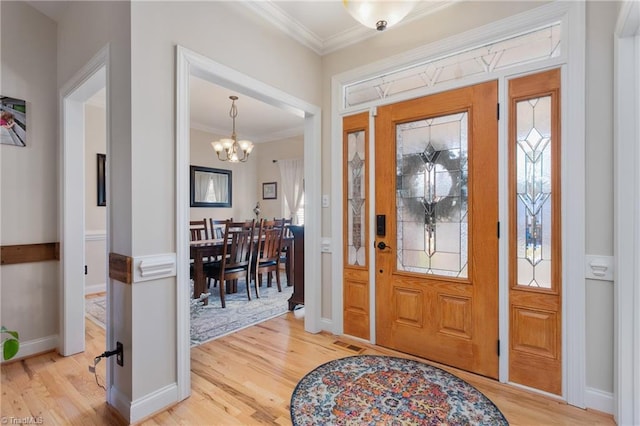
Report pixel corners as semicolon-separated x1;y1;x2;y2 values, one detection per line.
1;312;615;425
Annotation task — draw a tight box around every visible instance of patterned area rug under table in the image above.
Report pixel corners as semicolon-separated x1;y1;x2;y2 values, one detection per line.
85;278;295;346
290;355;509;425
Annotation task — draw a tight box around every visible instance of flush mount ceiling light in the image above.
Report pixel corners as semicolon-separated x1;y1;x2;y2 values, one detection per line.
211;95;254;163
343;0;416;31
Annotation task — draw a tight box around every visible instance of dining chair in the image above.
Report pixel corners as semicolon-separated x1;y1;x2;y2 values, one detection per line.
190;219;209;241
274;218;293;285
205;222;256;308
209;218;230;240
189;219;214;284
252;219;284;294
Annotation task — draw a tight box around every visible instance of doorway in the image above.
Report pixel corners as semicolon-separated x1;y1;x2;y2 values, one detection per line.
175;45;322;400
60;49;109;358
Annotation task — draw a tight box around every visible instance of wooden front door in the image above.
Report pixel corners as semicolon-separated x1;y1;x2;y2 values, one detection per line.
375;81;499;378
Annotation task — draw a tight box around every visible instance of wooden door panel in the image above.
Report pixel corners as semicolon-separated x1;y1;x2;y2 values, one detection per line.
375;82;499;379
343;112;370;340
508;69;562;395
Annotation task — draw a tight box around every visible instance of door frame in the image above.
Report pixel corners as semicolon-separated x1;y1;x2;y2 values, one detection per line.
59;45;110;359
331;1;586;407
175;46;322;400
614;2;640;423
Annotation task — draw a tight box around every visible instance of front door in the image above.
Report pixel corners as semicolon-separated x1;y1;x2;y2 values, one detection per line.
375;81;499;378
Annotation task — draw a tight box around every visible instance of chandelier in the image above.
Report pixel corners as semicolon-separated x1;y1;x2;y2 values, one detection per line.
343;0;416;31
211;95;254;163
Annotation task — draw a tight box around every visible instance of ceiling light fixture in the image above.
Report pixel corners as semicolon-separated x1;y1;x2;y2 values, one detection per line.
211;96;254;163
343;0;416;31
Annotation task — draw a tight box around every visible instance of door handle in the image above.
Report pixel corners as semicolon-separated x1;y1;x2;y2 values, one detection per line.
376;241;391;250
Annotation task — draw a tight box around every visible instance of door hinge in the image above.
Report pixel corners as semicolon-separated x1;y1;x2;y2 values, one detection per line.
497;221;500;239
497;339;501;356
497;102;500;120
84;265;88;275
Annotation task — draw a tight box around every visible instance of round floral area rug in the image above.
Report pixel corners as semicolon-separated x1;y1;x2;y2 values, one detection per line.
290;355;509;425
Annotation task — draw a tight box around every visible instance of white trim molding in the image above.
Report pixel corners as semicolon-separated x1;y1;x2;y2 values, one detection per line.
59;44;109;358
614;1;640;424
585;387;615;416
85;230;107;241
133;253;176;283
0;335;58;363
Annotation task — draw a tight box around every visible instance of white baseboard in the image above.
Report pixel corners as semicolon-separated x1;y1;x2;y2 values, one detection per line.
85;283;106;295
109;382;179;423
1;334;58;363
319;317;335;333
131;383;179;423
585;387;614;415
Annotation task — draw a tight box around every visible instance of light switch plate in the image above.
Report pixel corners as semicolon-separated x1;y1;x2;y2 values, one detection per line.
321;238;332;253
322;194;330;208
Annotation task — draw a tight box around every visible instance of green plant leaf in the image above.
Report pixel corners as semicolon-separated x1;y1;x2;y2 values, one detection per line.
2;329;19;339
3;338;19;360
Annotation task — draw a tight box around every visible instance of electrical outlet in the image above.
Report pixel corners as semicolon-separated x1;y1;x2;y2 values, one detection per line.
116;341;124;366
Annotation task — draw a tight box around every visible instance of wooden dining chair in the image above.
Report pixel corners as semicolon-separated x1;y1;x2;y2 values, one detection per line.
209;218;230;240
274;218;293;285
252;219;284;294
190;219;209;241
205;222;256;308
190;219;214;285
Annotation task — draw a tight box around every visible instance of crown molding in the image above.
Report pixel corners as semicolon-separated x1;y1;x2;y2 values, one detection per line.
239;1;456;56
190;122;304;144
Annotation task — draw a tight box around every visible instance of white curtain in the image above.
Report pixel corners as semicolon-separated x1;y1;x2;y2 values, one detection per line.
278;158;304;224
210;173;227;203
196;172;210;201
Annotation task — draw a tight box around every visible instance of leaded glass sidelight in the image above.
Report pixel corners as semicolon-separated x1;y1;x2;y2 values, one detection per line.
347;130;366;266
515;96;552;288
396;113;468;278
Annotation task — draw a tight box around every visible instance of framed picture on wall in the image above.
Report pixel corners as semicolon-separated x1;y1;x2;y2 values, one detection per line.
0;95;27;147
97;153;106;206
262;182;277;200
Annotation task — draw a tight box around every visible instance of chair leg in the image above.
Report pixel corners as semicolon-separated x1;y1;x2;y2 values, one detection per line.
219;279;226;308
245;273;252;301
275;268;282;292
252;270;260;299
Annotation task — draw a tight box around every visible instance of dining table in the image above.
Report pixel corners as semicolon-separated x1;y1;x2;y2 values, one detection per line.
190;235;293;306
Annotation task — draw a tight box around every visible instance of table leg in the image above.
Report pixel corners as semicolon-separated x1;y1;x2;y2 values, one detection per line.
193;256;208;306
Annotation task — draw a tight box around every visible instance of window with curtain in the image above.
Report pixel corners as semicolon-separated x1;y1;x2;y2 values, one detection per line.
278;158;304;225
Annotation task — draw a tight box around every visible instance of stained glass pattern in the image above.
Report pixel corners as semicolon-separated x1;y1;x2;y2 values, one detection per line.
396;113;468;278
347;130;366;266
345;24;561;108
516;97;552;288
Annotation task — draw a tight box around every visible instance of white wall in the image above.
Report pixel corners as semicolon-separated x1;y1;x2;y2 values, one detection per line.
189;128;257;222
0;1;59;357
84;104;106;294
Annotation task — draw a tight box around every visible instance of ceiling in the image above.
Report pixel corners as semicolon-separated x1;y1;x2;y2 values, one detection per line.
29;0;450;143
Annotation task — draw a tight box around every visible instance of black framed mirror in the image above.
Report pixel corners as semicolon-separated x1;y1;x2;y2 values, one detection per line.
190;165;232;207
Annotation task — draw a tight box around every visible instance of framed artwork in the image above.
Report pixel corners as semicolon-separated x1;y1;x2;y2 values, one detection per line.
97;153;106;206
262;182;277;200
0;95;27;147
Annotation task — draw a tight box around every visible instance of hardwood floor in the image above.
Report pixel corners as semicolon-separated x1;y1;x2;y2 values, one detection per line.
1;312;615;425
